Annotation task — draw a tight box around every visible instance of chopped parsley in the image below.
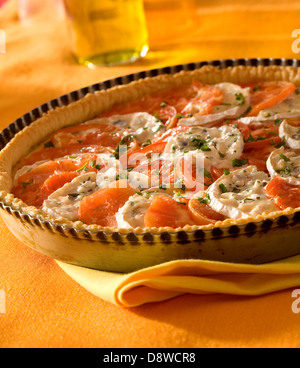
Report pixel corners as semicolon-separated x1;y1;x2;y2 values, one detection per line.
219;184;228;193
232;158;248;167
76;162;89;172
277;166;291;176
142;139;152;148
191;137;211;151
280;154;290;162
235;93;246;106
198;193;211;205
116;173;127;181
159;184;167;190
237;106;252;119
275;138;286;149
246;134;255;143
114;146;121;159
175;178;186;191
120;135;135;145
199;168;213;182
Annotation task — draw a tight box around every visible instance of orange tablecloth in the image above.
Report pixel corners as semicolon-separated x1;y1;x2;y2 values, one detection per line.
1;0;300;348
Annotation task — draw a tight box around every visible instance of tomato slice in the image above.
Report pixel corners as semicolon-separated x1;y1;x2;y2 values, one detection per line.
188;198;225;225
176;158;213;192
50;122;126;149
152;126;190;144
20;144;114;167
228;121;251;140
12;173;54;208
13;155;99;207
78;180;136;227
265;177;300;210
180;82;224;116
242;139;281;165
210;166;225;181
41;172;78;200
144;195;195;228
101;81;224;122
243;82;296;116
121;142;167;168
244;136;281;151
243;156;268;172
133;159;176;188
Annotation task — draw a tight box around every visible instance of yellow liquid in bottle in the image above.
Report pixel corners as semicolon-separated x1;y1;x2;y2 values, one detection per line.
64;0;149;67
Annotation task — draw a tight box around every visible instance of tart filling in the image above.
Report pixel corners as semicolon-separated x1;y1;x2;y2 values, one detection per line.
4;70;300;230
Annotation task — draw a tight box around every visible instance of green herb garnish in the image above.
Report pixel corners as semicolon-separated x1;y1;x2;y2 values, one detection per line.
232;158;248;167
198;194;211;205
76;162;89;172
235;93;246;106
280;154;290;162
142;139;152;148
219;184;228;193
246;134;255;143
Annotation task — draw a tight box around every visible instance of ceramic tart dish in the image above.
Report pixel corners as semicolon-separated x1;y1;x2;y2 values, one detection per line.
1;58;300;273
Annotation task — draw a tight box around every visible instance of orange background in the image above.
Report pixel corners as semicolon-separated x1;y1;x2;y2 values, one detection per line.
0;0;300;348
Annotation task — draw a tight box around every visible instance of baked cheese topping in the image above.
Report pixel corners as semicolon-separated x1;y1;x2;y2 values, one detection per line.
96;167;151;190
279;120;300;149
116;189;173;229
258;91;300;119
179;83;251;126
93;113;165;144
42;173;97;221
207;166;278;219
267;148;300;186
163;125;244;169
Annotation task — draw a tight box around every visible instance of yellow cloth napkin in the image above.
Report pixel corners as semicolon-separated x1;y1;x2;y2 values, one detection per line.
57;256;300;307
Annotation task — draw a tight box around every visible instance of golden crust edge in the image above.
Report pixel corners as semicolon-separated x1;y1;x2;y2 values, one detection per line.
0;64;300;234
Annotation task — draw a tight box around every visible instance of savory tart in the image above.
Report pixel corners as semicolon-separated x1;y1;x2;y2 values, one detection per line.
8;79;300;228
2;65;300;233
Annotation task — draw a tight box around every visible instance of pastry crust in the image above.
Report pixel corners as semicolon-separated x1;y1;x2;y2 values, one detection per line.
1;64;300;234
